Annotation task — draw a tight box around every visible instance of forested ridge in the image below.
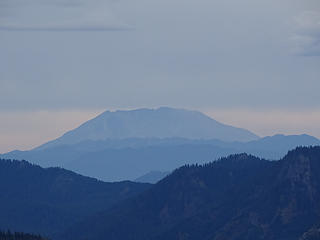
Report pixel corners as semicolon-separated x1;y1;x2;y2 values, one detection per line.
61;146;320;240
0;159;150;237
0;231;48;240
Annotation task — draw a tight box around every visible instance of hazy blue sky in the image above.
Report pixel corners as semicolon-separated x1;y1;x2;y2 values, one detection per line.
1;0;320;152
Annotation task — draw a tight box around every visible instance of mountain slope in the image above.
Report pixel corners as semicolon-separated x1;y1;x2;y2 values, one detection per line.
35;107;258;150
61;146;320;240
0;159;150;237
134;171;171;183
2;134;319;182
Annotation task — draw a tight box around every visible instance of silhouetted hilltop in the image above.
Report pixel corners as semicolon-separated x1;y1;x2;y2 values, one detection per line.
0;159;150;237
61;146;320;240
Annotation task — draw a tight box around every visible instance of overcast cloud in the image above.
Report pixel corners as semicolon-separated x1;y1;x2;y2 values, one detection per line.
0;0;319;112
0;0;320;152
291;11;320;56
0;0;129;30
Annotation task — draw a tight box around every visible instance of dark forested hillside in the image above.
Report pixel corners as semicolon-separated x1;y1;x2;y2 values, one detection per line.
61;146;320;240
0;231;47;240
0;159;150;237
299;223;320;240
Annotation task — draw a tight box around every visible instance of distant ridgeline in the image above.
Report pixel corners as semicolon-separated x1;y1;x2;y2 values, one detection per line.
1;134;320;182
0;231;47;240
0;107;259;182
1;108;320;182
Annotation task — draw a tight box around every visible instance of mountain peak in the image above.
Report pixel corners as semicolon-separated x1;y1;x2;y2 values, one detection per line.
35;107;259;150
283;146;320;165
279;146;320;192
